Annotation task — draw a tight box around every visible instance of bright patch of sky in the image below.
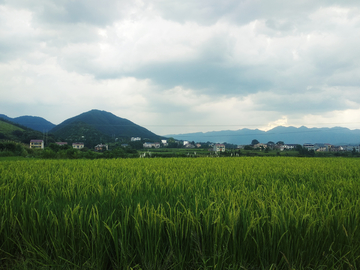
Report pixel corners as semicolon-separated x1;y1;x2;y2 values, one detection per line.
1;0;360;135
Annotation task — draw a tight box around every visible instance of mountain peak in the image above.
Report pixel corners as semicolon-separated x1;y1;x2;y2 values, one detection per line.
50;110;161;146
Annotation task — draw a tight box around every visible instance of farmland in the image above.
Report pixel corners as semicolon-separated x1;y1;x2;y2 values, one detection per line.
1;157;360;269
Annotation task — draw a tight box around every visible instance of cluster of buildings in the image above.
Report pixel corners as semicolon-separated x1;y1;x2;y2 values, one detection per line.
301;143;360;152
142;140;226;152
30;139;359;154
30;140;87;150
238;142;360;152
29;140;108;152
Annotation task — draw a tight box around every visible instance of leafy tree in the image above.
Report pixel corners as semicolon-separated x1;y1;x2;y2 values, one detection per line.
244;145;253;150
276;141;284;145
251;139;259;145
295;144;303;152
49;143;61;152
129;141;143;149
42;149;57;159
66;148;78;159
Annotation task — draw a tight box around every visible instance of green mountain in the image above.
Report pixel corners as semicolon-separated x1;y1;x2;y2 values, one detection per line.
0;118;53;144
50;110;162;147
0;114;55;132
0;119;25;135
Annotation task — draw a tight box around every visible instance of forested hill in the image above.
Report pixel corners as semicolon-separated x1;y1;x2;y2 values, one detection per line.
50;109;162;142
0;118;52;144
0;114;55;132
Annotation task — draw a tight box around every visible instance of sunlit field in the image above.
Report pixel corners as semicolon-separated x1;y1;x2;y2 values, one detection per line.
1;157;360;269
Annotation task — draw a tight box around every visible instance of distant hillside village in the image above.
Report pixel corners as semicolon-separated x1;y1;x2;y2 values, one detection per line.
29;137;227;152
2;110;360;159
239;141;360;153
29;137;360;154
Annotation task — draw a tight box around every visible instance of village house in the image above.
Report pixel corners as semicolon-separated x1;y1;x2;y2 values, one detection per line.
161;139;168;146
131;137;141;141
185;144;195;148
72;142;84;149
329;146;344;152
55;142;67;146
338;145;359;152
143;142;160;148
95;144;108;151
283;144;299;150
253;143;267;149
274;144;285;151
314;143;332;152
30;140;44;149
213;143;225;152
303;143;316;151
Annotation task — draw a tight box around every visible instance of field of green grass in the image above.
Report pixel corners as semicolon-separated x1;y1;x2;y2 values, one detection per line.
1;157;360;269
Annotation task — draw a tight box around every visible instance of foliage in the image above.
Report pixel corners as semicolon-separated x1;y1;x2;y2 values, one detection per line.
1;158;360;269
244;145;254;150
0;141;30;157
251;139;259;145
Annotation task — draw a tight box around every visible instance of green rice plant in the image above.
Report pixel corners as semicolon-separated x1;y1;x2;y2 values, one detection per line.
0;157;360;269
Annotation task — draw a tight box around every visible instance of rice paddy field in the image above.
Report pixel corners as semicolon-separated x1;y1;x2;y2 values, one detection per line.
0;157;360;269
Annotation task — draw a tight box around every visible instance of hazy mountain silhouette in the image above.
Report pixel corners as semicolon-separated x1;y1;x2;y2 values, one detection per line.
166;126;360;145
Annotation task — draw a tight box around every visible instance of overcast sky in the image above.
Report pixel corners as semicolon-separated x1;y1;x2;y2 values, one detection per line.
1;0;360;135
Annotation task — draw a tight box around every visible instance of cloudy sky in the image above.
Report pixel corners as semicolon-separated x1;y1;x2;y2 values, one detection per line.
1;0;360;135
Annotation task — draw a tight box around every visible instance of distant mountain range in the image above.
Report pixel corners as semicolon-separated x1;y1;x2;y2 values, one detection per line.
167;126;360;145
2;110;360;146
0;110;162;147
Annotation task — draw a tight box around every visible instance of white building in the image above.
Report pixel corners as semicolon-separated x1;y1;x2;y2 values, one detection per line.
161;139;168;146
213;144;225;152
143;142;160;148
30;140;44;149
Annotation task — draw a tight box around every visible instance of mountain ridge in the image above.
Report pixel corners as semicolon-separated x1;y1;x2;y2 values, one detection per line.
166;126;360;145
2;110;360;145
0;114;55;132
49;109;162;147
